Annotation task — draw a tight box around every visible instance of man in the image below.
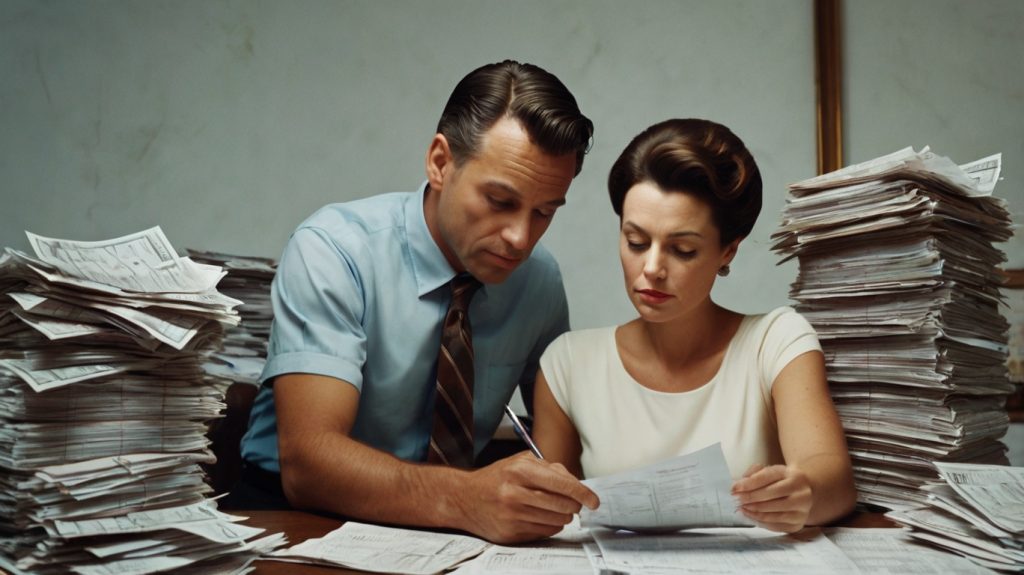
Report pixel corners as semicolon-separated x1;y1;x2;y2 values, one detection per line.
234;60;599;544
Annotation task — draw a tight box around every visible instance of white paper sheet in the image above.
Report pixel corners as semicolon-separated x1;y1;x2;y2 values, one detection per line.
592;527;859;574
270;521;489;575
579;443;750;531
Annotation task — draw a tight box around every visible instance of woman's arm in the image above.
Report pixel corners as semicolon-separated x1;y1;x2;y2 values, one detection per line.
732;350;857;531
531;369;585;479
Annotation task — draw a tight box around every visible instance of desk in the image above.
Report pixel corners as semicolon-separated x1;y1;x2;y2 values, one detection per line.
240;509;896;575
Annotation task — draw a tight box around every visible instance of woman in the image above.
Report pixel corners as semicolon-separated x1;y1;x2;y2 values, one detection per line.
532;118;856;533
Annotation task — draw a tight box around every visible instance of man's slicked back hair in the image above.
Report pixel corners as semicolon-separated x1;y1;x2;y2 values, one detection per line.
436;60;593;176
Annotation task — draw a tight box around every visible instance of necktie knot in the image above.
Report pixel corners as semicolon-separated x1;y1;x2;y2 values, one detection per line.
449;274;482;313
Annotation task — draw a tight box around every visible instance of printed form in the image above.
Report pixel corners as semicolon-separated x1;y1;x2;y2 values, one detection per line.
580;443;750;531
270;521;489;575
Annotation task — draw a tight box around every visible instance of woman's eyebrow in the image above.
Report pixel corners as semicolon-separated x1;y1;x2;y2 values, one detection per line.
622;220;703;238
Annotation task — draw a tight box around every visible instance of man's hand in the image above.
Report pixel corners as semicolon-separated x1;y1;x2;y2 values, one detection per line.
731;463;813;533
456;452;599;544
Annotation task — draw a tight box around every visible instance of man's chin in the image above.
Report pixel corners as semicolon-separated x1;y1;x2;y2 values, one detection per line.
469;264;516;285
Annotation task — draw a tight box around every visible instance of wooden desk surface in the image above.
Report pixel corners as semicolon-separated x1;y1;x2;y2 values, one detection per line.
240;509;897;574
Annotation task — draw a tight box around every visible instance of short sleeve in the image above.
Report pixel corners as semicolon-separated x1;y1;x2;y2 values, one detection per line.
262;226;367;389
538;332;574;418
758;307;823;389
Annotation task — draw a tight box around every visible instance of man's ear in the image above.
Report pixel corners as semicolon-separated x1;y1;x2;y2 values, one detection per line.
425;134;454;191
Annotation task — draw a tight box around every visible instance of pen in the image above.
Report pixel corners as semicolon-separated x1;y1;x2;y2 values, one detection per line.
504;404;544;460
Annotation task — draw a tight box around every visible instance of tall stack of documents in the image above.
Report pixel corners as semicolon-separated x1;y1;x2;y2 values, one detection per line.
887;462;1024;571
772;148;1014;510
0;227;284;574
187;249;276;387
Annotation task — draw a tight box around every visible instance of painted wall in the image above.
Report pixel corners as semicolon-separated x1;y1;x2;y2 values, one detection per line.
3;0;1023;458
2;0;1021;327
844;0;1024;268
1;0;814;329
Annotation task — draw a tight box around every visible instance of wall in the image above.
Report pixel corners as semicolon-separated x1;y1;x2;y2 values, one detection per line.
3;0;1022;459
844;0;1024;268
1;0;814;329
2;0;1022;326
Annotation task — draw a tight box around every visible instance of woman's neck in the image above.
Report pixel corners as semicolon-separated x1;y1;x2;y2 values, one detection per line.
637;302;740;369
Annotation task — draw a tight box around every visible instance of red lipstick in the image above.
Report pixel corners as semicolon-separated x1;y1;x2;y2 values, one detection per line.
637;289;672;305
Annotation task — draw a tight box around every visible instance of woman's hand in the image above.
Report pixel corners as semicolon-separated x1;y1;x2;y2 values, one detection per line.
731;463;813;533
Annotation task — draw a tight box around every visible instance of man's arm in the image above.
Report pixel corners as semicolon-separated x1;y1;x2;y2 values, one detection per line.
274;373;598;544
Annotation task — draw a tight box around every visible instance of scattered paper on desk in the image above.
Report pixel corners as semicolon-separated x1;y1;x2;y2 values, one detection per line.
823;528;997;574
451;515;599;575
579;443;750;531
886;462;1024;572
450;545;594;575
270;521;489;575
591;526;859;574
934;462;1024;535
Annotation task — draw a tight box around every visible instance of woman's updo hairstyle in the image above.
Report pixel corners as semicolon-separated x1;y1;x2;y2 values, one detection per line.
607;118;762;246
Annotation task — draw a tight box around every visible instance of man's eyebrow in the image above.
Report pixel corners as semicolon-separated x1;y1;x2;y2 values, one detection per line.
483;181;520;198
484;181;566;207
622;220;702;238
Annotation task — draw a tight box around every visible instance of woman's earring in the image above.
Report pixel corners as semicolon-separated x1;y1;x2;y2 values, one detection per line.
717;264;730;277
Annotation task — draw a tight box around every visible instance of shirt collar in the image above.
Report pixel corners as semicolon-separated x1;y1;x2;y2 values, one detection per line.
405;181;484;298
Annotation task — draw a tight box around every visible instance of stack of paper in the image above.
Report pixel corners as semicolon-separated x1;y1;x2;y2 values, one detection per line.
187;249;276;387
0;227;285;574
887;462;1024;572
771;148;1014;509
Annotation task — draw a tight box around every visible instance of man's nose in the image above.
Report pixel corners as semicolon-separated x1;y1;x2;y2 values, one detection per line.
502;214;531;252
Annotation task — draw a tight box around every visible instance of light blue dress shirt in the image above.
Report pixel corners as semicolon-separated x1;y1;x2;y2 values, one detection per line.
240;183;570;473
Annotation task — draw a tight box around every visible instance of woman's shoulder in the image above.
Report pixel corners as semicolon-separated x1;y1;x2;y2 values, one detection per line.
541;326;619;385
549;325;617;350
737;306;815;341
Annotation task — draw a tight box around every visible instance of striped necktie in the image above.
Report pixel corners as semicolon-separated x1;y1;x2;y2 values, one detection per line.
427;274;482;467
